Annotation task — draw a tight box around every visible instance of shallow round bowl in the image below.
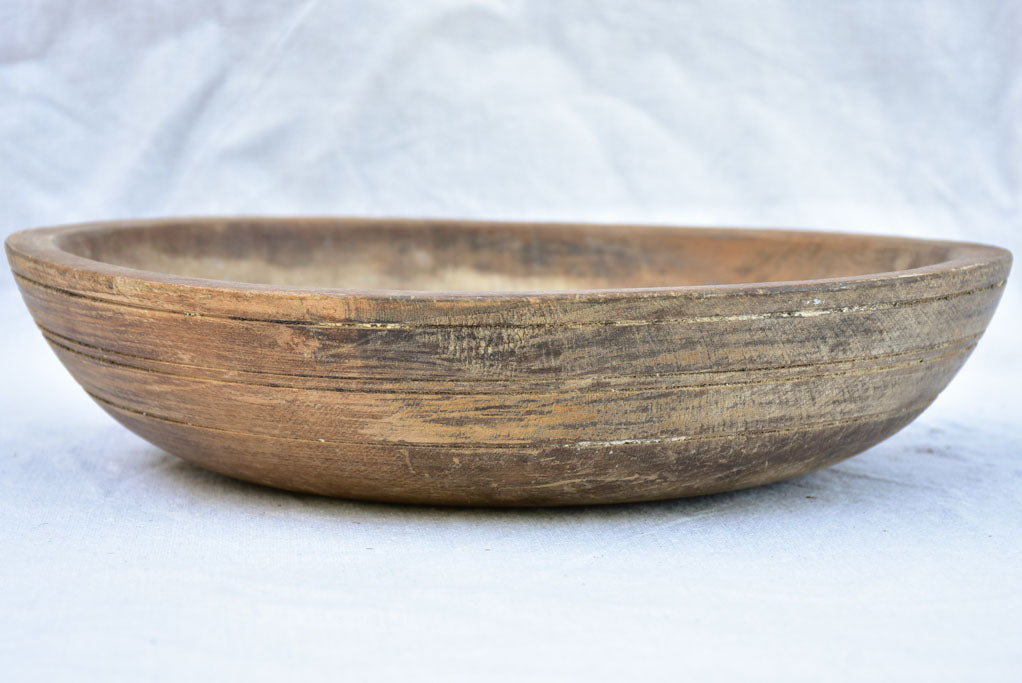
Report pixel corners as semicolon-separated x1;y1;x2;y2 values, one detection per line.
5;218;1011;505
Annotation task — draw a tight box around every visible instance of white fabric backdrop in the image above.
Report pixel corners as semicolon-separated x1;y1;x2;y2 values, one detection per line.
1;1;1019;680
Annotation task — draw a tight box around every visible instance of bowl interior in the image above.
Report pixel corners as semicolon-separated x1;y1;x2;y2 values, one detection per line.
55;220;956;292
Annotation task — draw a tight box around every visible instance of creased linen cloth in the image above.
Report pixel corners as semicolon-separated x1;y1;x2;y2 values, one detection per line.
1;1;1019;680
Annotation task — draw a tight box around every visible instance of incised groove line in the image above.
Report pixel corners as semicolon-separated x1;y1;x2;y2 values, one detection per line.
47;332;974;396
87;391;932;451
12;270;1006;329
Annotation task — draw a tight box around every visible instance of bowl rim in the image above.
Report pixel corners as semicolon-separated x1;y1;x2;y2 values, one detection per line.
6;215;1012;304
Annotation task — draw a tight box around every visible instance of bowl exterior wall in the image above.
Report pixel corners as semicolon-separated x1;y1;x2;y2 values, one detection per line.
7;224;1011;505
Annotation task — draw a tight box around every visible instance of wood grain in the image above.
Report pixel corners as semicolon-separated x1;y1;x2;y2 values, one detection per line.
5;217;1012;505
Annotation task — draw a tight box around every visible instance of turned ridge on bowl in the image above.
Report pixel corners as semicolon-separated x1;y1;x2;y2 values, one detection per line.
5;218;1011;505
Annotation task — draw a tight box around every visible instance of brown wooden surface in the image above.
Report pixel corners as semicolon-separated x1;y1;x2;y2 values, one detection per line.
5;217;1012;505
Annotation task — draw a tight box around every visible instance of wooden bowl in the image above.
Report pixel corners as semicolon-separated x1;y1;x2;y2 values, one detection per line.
6;218;1011;506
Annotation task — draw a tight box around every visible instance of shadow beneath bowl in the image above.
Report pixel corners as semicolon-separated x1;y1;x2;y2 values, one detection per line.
128;411;1019;534
142;444;877;526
